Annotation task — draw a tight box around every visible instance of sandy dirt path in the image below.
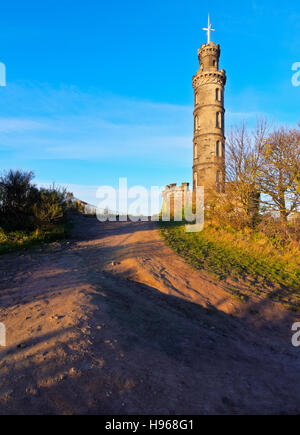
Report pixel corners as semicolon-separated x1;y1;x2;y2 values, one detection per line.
0;216;299;415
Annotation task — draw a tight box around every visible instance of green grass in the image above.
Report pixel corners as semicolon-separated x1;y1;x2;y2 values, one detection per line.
0;221;73;255
159;221;300;309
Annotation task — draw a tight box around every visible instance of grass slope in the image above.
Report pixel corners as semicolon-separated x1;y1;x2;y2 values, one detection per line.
159;221;300;310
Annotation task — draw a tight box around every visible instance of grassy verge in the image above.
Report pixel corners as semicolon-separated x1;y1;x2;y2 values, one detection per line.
159;221;300;310
0;220;73;255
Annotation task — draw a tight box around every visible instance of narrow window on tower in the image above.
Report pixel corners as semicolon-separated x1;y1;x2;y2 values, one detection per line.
222;142;225;157
216;171;221;192
194;172;198;187
216;141;219;157
216;88;219;101
221;112;224;131
213;60;216;67
216;112;220;128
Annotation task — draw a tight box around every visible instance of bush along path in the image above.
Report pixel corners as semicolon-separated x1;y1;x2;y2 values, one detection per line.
0;170;79;255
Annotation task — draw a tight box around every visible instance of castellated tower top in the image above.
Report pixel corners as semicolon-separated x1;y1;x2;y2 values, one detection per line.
198;42;221;71
193;40;226;89
193;41;226;89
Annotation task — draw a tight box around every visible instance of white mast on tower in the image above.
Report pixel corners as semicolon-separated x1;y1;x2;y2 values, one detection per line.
202;14;215;44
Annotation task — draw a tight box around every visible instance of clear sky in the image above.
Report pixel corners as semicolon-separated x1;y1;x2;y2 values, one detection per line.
0;0;299;205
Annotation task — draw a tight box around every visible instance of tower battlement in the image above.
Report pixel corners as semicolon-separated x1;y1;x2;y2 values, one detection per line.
164;182;190;193
193;69;226;88
198;42;221;71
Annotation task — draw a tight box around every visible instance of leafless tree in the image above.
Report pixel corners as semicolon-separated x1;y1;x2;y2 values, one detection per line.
258;125;300;221
225;119;270;224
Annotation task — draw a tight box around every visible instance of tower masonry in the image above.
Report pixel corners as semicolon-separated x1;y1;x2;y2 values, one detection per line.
193;36;226;194
162;16;226;215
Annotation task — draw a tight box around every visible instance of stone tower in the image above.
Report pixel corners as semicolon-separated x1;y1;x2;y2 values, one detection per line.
192;20;226;195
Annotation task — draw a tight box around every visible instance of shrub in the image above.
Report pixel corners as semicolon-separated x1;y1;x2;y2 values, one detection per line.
0;170;39;231
0;170;71;233
33;186;67;230
0;227;8;243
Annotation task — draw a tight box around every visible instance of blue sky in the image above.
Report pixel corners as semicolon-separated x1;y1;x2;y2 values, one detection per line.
0;0;299;205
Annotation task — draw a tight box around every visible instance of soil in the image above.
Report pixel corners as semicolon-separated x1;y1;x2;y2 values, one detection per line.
0;215;299;415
